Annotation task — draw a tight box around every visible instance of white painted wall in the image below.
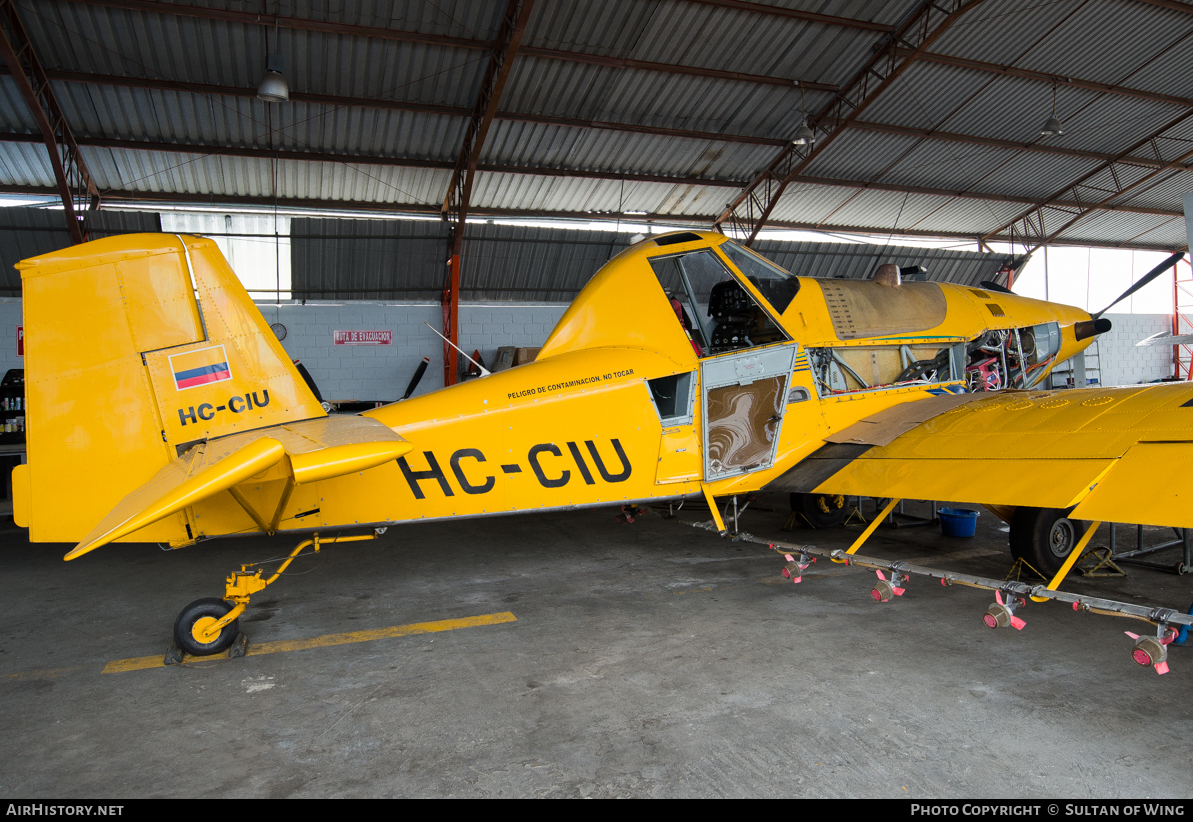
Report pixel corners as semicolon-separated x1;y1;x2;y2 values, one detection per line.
267;301;569;401
1091;312;1174;387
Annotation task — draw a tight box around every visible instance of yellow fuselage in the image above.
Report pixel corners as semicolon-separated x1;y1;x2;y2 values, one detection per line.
15;231;1094;545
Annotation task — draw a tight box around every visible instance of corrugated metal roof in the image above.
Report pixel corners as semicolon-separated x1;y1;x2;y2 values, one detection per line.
501;56;828;143
469;170;725;215
527;0;885;83
28;2;492;107
481;118;774;180
1053;208;1188;247
939;0;1193;90
0;0;1183;252
0;142;54;189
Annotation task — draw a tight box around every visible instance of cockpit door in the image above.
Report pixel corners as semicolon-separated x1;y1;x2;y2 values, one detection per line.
701;343;798;480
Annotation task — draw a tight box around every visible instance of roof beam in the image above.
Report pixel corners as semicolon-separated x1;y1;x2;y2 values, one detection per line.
714;0;988;244
4;67;788;148
678;0;894;32
3;132;1179;217
65;0;488;50
25;66;1191;171
516;46;835;89
1;185;1181;252
837;118;1193;171
69;0;893;38
980;107;1193;252
0;131;745;187
787;172;1181;217
63;0;836;92
0;0;97;243
1134;0;1193;15
896;47;1193;109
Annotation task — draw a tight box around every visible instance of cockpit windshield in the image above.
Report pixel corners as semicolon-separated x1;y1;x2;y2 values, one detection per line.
719;241;800;314
649;247;790;357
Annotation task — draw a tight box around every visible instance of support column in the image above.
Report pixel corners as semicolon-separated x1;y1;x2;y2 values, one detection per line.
439;0;535;386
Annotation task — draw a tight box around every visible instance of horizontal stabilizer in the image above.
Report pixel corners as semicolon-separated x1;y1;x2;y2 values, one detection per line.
290;441;412;484
65;437;286;560
65;415;412;560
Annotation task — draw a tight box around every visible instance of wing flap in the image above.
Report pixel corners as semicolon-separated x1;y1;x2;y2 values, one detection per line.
1070;441;1193;528
813;456;1115;509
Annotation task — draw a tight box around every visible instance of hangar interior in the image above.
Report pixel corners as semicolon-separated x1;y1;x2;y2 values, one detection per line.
2;0;1193;799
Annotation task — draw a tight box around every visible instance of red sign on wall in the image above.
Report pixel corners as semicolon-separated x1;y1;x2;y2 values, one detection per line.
333;330;392;346
16;325;22;357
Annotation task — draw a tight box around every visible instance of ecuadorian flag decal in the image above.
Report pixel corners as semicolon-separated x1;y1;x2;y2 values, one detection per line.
170;345;233;391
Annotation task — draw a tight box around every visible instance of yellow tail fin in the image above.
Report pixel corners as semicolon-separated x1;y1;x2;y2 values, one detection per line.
19;233;326;543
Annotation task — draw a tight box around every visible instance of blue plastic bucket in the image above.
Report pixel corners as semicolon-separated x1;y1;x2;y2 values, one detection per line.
939;507;979;538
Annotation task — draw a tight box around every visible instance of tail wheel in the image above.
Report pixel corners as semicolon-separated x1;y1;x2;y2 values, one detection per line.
790;492;848;528
1009;506;1088;577
173;597;240;657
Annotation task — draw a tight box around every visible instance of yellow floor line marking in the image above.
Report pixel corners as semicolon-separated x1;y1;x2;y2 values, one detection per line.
101;611;518;675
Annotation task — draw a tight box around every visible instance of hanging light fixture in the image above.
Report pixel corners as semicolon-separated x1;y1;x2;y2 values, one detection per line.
258;53;289;103
793;81;815;146
1039;84;1063;137
258;16;288;103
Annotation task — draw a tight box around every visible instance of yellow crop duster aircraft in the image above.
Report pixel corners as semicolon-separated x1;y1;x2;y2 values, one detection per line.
13;230;1193;669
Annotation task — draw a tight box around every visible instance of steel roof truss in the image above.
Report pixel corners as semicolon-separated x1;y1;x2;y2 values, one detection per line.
714;0;987;245
0;0;97;243
983;108;1193;253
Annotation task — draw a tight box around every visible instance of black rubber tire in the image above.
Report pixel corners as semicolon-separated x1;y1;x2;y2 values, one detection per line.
173;597;240;657
1009;506;1088;577
790;492;848;528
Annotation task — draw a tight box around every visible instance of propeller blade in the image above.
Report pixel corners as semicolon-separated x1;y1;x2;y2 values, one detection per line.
979;280;1014;294
1136;332;1193;348
1093;252;1185;319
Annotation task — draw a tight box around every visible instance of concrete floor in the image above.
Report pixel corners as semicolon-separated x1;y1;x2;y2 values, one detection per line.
2;499;1192;798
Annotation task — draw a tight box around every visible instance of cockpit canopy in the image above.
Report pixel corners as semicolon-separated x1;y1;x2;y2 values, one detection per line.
647;236;796;357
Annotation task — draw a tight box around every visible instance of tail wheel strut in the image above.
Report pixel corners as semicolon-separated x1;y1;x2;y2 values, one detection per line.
170;531;378;659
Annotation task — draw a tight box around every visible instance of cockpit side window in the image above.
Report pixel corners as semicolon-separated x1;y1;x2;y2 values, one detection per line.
649;250;789;357
650;255;708;356
719;241;800;314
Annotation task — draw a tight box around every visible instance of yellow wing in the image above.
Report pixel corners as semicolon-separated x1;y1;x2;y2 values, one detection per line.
768;384;1193;528
65;416;412;560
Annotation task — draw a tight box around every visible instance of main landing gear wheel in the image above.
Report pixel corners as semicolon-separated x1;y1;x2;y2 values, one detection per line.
790;492;848;528
173;597;240;657
1009;506;1088;578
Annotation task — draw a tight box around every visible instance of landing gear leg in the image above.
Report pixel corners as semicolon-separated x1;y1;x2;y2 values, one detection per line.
169;531;377;659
